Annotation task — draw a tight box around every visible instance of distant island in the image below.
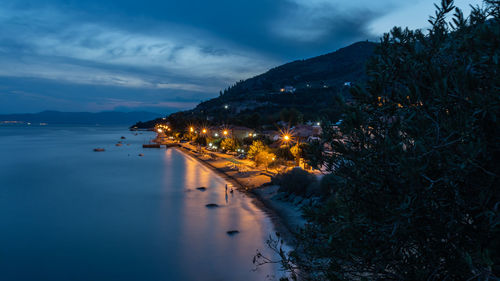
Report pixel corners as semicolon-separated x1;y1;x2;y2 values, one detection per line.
0;110;162;125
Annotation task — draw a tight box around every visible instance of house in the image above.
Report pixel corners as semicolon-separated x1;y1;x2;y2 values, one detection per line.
262;130;280;141
280;86;296;93
229;126;255;139
293;124;322;141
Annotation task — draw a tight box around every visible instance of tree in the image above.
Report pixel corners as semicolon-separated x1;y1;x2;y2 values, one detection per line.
254;151;276;171
269;1;500;280
248;140;267;159
290;142;309;166
280;108;303;126
303;140;324;170
221;138;237;152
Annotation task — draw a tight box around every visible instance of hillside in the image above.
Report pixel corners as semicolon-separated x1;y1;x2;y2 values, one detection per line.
139;41;377;129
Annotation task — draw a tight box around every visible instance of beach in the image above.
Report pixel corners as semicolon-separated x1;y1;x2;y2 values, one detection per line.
175;142;307;239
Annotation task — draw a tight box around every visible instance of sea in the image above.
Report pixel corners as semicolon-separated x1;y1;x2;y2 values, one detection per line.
0;125;286;281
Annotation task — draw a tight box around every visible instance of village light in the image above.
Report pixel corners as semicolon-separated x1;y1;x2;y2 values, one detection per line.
316;122;320;126
202;128;207;134
284;135;290;141
224;105;229;109
157;129;163;133
209;143;213;147
223;130;228;136
214;133;219;137
190;127;194;133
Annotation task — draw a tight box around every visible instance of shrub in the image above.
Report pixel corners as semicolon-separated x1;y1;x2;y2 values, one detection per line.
221;138;238;151
254;151;276;170
274;146;294;161
248;140;267;159
277;167;317;196
318;173;340;198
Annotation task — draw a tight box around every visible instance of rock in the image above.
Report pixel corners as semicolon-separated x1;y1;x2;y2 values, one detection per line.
272;192;283;201
205;203;219;208
121;136;126;139
302;198;311;207
196;187;207;191
293;196;303;205
226;230;239;235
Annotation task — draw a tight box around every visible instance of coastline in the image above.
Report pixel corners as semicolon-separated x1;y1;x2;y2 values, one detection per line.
174;144;306;245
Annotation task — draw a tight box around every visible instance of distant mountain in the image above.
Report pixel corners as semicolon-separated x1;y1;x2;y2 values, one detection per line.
152;41;377;129
0;111;162;125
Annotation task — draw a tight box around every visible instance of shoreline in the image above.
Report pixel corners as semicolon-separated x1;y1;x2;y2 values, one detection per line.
174;145;305;247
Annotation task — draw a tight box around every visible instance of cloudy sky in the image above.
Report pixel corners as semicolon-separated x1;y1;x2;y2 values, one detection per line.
0;0;482;114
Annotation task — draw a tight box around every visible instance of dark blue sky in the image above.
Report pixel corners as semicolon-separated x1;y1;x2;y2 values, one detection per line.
0;0;481;114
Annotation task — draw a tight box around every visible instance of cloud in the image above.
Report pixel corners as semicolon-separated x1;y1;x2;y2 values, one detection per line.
270;0;402;44
0;5;278;90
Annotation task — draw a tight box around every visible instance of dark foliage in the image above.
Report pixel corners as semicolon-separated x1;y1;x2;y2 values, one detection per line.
279;1;500;280
276;168;317;196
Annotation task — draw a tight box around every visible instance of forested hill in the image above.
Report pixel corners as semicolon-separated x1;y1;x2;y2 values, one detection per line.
138;41;377;129
213;40;376;99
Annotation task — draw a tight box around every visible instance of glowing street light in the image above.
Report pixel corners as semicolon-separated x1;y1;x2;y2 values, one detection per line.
190;127;194;133
224;105;229;109
157;129;163;133
223;130;228;136
214;133;219;137
202;128;207;134
280;128;294;146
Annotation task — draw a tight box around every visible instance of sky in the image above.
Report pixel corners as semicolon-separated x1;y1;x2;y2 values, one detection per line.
0;0;483;114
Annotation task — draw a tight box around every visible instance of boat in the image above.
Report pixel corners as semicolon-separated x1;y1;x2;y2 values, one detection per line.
93;148;105;152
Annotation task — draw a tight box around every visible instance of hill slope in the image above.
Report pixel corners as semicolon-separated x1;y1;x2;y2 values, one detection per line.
140;41;377;129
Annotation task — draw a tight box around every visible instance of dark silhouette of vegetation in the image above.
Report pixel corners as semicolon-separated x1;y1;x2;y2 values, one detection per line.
259;1;500;280
275;167;317;196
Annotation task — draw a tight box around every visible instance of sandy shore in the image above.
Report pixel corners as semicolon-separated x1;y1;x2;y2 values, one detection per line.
174;143;306;241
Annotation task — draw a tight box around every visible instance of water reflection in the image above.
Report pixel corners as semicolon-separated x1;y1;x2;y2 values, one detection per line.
0;127;285;281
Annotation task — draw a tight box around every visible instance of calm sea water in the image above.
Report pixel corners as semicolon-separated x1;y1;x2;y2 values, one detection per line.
0;125;285;281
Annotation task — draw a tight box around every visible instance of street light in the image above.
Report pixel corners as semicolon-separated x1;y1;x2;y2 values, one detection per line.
190;127;194;133
223;130;228;136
